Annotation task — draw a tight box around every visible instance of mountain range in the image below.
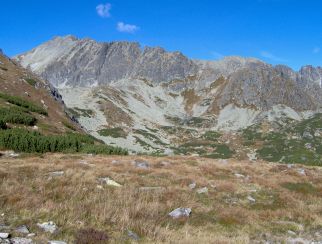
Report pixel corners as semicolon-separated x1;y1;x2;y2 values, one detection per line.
14;35;322;155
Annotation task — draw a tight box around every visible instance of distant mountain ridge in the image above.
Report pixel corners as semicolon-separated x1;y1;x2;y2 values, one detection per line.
14;35;322;153
15;35;322;110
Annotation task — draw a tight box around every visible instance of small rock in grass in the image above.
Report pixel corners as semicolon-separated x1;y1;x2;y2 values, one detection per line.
0;233;9;239
234;173;245;178
297;169;306;176
97;177;122;187
247;196;256;203
48;241;67;244
127;230;140;241
188;182;196;189
10;238;33;244
37;221;57;234
197;187;208;194
132;160;150;169
26;234;35;238
168;208;191;219
287;230;297;236
111;160;119;164
15;225;30;234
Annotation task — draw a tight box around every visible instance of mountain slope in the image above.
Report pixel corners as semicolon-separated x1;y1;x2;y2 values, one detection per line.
14;35;322;156
0;52;77;134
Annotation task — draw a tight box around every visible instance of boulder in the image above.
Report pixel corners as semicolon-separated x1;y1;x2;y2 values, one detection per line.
132;160;150;169
37;221;58;234
97;177;122;187
15;225;30;234
10;238;33;244
197;187;208;194
168;208;191;219
0;233;9;239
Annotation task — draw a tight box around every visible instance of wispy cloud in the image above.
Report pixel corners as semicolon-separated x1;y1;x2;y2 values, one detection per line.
260;50;287;62
96;3;111;18
117;22;139;34
313;47;320;54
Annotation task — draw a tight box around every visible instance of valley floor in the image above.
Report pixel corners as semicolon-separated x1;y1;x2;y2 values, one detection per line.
0;153;322;243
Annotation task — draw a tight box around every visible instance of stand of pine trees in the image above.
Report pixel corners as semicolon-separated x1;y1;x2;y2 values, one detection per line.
0;128;128;155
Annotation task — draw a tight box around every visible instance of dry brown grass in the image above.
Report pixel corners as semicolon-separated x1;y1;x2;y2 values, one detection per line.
0;154;322;243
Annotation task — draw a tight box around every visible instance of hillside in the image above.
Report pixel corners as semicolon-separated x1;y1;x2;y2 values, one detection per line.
0;52;76;134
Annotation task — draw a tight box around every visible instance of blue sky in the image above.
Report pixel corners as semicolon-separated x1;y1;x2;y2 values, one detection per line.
0;0;321;70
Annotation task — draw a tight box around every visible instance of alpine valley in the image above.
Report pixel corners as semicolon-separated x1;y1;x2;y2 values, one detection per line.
14;35;322;164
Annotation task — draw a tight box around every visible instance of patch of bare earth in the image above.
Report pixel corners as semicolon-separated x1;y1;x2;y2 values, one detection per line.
0;154;321;243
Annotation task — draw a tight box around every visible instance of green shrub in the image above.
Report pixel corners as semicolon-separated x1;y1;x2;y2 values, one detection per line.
81;144;128;155
98;127;127;138
0;128;127;155
0;92;47;115
25;78;37;86
0;107;36;126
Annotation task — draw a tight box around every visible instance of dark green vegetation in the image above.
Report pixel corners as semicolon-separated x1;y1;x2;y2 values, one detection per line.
25;78;37;86
0;128;127;155
172;130;234;159
241;114;322;166
0;93;127;155
0;92;47;115
134;129;167;146
0;107;37;126
68;107;94;118
98;127;127;138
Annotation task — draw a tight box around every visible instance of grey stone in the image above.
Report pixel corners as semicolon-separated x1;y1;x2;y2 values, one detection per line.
287;230;297;236
188;182;196;189
97;177;122;187
0;233;9;239
15;225;30;234
37;221;58;234
127;230;140;241
10;238;33;244
133;160;149;169
168;208;191;219
197;187;208;194
247;196;256;203
48;241;67;244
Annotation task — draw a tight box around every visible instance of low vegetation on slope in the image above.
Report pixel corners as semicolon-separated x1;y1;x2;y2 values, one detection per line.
0;155;321;243
241;114;322;166
0;92;48;115
0;91;127;155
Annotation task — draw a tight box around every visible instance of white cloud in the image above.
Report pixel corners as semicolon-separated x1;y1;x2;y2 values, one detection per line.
117;22;139;34
313;47;320;54
260;50;287;62
96;3;111;18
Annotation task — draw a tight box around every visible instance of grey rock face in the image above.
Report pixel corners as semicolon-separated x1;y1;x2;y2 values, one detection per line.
16;36;197;87
15;35;322;114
